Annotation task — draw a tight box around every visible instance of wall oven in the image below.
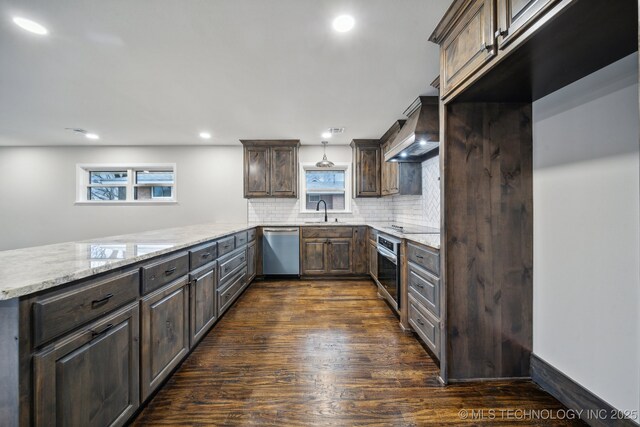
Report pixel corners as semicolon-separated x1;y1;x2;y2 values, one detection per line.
377;234;401;311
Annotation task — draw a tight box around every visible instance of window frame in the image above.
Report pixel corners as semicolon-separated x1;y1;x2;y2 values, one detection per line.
76;163;177;204
299;162;351;214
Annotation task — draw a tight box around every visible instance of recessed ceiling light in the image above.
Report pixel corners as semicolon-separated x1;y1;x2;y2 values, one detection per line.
321;131;332;138
419;139;427;146
13;17;48;35
332;15;355;32
400;152;408;158
85;133;100;140
199;132;211;140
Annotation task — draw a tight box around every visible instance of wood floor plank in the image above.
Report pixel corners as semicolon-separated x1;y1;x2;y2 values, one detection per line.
131;280;584;426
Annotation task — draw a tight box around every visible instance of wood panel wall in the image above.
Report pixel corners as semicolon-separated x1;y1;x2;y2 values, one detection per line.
443;102;533;380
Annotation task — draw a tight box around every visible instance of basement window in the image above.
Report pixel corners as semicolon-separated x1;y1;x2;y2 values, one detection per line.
300;163;351;213
76;164;177;204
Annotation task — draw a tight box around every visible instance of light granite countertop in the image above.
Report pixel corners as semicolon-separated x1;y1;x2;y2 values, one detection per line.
0;221;440;300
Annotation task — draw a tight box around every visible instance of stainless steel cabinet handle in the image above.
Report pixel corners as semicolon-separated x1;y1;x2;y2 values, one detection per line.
165;267;177;275
201;252;211;258
416;318;424;326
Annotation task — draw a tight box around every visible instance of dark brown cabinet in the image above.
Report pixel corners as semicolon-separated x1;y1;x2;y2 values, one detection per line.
380;122;422;196
241;140;299;198
300;227;362;276
496;0;558;49
247;240;257;282
326;238;353;274
351;139;381;197
437;0;496;98
140;277;189;400
369;239;378;281
33;303;140;427
301;238;328;275
189;262;217;348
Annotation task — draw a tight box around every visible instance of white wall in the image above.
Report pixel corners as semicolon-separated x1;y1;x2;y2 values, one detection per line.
0;146;247;250
533;52;640;418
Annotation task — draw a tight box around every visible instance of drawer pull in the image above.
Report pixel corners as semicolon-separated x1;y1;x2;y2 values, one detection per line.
165;267;177;276
416;283;424;289
416;255;424;259
91;293;114;309
416;318;424;326
90;323;114;339
201;252;211;258
240;257;245;262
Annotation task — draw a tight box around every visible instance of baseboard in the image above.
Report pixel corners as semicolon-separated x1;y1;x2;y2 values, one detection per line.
531;354;637;427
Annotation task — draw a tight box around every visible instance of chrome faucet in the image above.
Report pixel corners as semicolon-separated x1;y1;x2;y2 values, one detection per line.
316;199;328;222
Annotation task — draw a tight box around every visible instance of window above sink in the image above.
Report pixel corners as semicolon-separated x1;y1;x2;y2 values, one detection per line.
299;163;351;214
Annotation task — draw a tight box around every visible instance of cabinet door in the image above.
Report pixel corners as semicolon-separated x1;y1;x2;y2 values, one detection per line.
141;278;189;400
189;265;217;347
497;0;558;49
244;146;270;197
355;145;381;197
381;142;399;196
369;240;378;280
301;239;327;275
247;241;256;281
352;226;368;274
33;303;139;427
270;146;297;197
441;0;496;98
327;238;353;274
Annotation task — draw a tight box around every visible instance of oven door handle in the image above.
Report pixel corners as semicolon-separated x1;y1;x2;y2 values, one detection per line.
377;246;398;265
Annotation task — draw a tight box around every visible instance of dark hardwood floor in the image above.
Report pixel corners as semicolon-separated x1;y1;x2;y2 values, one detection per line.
131;280;583;426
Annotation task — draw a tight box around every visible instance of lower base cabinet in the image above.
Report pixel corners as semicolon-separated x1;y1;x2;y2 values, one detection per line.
33;303;140;427
247;240;256;281
140;277;189;400
189;262;217;348
369;239;378;281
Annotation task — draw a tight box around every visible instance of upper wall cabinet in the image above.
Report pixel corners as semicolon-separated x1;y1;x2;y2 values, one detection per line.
435;0;496;99
241;140;300;198
496;0;559;49
351;139;381;198
380;121;422;197
430;0;637;102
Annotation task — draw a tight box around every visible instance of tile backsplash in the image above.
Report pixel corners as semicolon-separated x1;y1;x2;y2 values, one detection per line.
248;156;440;227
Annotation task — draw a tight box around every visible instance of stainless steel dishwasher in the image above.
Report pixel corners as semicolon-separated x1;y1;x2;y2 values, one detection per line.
262;227;300;276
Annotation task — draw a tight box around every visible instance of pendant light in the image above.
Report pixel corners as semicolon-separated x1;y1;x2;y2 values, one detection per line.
316;141;335;168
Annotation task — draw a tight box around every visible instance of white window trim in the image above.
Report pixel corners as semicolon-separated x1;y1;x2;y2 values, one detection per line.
75;163;178;205
299;162;351;214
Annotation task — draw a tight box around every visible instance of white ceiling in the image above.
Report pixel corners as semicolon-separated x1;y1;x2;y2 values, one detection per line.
0;0;450;146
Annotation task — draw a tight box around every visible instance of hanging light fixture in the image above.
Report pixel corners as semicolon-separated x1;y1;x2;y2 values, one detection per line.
316;141;335;168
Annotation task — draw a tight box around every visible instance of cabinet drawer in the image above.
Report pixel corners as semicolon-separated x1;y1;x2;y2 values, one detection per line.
247;228;257;242
189;242;217;270
302;226;353;238
407;242;440;276
218;267;247;315
408;264;440;317
408;294;441;360
235;231;249;247
33;269;139;347
218;248;247;285
142;252;189;295
217;236;235;257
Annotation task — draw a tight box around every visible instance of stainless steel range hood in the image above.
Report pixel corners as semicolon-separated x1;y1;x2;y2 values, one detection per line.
384;96;439;162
